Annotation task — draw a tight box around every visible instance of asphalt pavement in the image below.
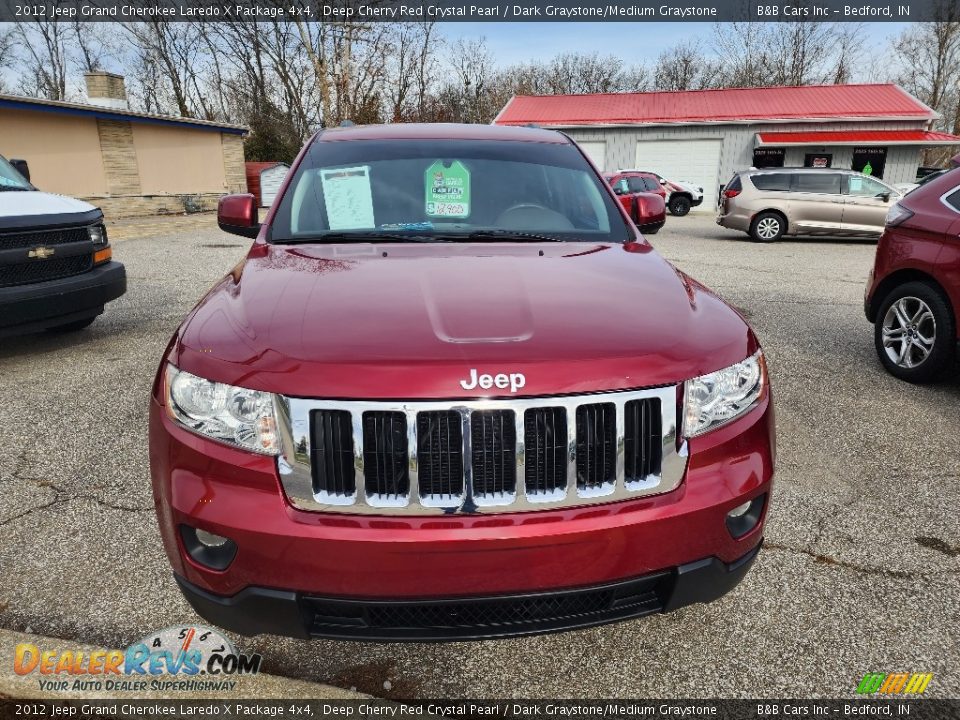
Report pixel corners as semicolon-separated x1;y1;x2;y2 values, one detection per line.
1;212;958;699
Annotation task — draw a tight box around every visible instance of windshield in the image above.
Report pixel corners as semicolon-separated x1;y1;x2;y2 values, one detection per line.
0;156;32;191
269;138;629;243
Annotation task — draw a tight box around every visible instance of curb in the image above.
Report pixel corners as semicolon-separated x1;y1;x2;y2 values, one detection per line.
0;628;368;701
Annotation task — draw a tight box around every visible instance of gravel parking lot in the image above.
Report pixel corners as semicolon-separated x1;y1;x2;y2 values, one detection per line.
1;212;958;698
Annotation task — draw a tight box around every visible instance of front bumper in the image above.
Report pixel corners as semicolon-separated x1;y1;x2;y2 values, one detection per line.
0;261;126;336
173;542;761;641
150;382;774;640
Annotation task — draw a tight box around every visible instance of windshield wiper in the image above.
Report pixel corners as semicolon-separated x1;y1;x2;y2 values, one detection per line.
0;186;30;192
459;230;565;243
274;232;446;245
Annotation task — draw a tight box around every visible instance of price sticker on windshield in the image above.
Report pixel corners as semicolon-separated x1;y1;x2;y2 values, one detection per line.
425;160;470;219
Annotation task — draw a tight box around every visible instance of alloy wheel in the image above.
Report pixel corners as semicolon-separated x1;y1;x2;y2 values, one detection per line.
881;296;937;369
755;217;780;240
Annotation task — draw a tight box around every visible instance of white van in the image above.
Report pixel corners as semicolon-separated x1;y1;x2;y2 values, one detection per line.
0;155;126;337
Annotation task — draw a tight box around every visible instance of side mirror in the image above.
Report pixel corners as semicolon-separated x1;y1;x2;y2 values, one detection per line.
10;159;30;183
878;192;891;202
612;186;623;195
659;178;667;185
218;194;260;239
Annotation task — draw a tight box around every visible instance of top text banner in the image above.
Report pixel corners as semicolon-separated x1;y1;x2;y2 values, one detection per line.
0;0;948;22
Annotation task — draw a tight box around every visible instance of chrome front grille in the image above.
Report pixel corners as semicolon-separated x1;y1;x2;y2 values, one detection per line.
275;386;688;515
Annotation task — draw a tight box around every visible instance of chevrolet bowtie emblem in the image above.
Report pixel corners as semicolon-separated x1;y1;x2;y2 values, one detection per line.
28;246;55;259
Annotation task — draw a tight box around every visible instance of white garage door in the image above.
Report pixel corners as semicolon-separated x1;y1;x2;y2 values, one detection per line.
635;139;723;211
576;141;607;172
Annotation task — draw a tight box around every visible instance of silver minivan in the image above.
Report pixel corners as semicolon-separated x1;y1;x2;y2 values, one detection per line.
717;168;902;242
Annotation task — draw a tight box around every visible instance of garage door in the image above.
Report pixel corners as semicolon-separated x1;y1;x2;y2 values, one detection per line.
635;139;723;211
576;141;607;172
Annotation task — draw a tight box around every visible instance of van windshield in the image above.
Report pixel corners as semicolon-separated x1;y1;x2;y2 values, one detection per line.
0;156;31;191
269;139;629;244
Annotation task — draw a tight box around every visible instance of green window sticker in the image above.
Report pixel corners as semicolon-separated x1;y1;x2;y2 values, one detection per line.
425;160;470;219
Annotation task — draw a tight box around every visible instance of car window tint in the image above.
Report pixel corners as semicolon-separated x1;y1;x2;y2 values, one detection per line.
627;177;646;193
793;173;842;194
944;188;960;213
750;174;791;192
848;175;889;197
612;178;629;194
725;175;742;192
643;178;660;191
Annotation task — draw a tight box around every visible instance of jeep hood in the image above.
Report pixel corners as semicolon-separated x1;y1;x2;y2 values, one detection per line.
0;190;97;221
174;241;758;398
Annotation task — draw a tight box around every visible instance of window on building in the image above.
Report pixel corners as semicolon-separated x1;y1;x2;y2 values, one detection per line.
793;173;842;194
753;148;785;168
804;153;833;169
852;147;887;179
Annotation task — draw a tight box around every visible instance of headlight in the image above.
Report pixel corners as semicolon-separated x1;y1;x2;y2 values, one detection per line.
683;350;767;438
88;224;107;246
165;365;279;454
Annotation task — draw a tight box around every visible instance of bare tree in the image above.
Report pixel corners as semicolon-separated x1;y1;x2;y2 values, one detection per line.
0;26;15;93
70;21;112;73
13;19;70;100
892;7;960;164
652;40;718;90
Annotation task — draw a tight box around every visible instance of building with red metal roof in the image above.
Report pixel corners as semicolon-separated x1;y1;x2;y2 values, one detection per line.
494;84;960;209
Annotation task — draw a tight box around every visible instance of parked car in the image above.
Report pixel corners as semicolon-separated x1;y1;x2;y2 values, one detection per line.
718;168;902;242
0;155;126;338
150;123;774;641
865;167;960;383
606;170;703;216
605;174;666;234
894;168;949;195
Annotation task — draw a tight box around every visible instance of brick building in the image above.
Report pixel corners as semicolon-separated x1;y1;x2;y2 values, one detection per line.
0;72;247;219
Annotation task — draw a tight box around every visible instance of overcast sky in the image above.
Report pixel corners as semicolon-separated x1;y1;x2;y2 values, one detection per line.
441;21;910;68
0;21;913;96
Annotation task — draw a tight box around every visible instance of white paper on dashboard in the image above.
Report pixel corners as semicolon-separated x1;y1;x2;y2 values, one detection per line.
320;166;375;230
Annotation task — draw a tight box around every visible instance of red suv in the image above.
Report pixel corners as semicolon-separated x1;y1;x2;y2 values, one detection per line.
150;124;775;641
865;167;960;382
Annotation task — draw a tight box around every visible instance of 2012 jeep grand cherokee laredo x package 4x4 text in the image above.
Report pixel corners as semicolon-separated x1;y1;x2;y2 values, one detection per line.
0;155;126;337
150;124;775;641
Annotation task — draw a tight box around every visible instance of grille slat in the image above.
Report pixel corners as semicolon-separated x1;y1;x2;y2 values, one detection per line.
0;227;89;252
303;571;671;639
311;410;356;498
524;408;567;497
362;411;409;499
576;403;616;491
471;410;516;498
0;254;93;288
289;390;673;514
625;399;662;482
417;411;464;500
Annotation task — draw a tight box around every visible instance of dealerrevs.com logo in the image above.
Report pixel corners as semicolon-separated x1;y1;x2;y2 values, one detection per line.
857;673;934;695
14;625;262;693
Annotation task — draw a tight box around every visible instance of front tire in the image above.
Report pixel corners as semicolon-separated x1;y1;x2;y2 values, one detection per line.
750;212;784;242
874;281;955;383
669;196;691;216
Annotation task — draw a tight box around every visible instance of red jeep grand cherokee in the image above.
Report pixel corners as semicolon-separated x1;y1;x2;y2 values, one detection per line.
149;124;775;641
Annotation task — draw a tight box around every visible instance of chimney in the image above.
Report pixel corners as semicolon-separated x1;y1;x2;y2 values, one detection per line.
84;72;129;110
